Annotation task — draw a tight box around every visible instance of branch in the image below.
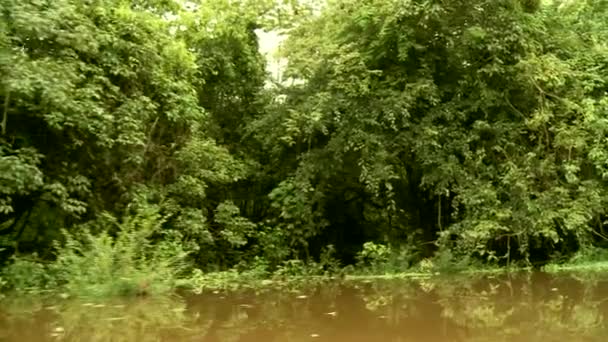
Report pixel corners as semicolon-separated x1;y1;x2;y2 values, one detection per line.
529;78;564;103
504;95;526;119
1;89;9;135
591;228;608;242
144;116;159;155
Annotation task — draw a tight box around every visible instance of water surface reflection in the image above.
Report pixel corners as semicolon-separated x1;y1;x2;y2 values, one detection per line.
1;272;608;341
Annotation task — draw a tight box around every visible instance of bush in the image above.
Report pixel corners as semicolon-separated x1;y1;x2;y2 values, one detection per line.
544;246;608;273
49;205;192;297
275;259;321;277
356;242;390;269
319;244;341;274
1;255;55;294
569;246;608;264
187;258;275;293
355;242;418;274
428;249;472;273
0;204;195;298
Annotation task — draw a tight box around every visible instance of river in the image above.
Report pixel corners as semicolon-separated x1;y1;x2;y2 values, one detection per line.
1;272;607;341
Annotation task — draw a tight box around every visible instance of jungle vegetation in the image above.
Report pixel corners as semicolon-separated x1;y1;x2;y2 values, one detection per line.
1;0;608;295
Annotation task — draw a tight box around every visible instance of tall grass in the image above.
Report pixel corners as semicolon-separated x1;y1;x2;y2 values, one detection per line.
2;205;193;298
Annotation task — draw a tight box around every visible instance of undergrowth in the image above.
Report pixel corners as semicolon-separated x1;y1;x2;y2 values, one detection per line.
1;224;521;298
1;204;192;298
544;246;608;273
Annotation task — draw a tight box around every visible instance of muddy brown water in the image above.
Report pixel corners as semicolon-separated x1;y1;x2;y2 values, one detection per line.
1;272;608;341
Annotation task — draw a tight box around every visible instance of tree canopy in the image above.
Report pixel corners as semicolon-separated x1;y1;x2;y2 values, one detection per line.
1;0;608;270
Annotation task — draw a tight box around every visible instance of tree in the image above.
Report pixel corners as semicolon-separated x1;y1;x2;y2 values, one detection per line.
256;0;608;265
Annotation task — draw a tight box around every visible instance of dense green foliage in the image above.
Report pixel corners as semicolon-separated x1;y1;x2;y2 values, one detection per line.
2;0;608;294
272;0;608;266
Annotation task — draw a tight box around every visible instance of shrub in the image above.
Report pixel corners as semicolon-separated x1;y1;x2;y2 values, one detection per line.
319;244;341;274
1;255;55;294
544;246;608;273
355;242;418;274
49;204;192;297
356;242;390;269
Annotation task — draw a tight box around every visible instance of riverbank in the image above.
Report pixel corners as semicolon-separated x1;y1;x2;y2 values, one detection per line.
3;249;608;301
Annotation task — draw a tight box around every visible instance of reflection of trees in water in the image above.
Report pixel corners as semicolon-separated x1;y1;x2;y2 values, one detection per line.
595;280;608;325
352;279;469;341
420;273;607;342
0;296;206;341
198;274;608;342
2;274;608;341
